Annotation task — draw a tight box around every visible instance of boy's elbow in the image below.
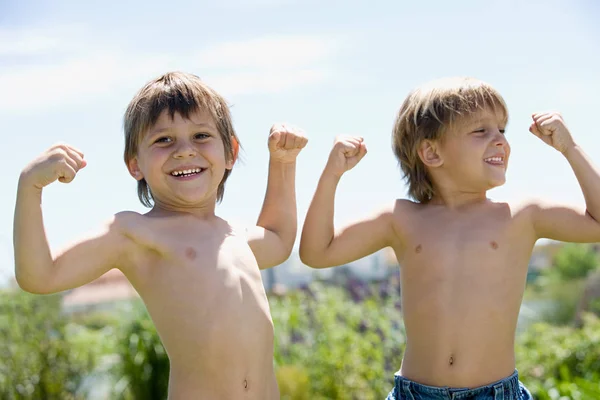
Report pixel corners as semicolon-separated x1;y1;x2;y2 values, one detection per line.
15;276;54;295
275;245;294;268
299;247;329;269
15;268;56;295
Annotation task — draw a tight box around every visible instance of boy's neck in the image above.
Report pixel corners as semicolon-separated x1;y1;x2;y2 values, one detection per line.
428;190;489;209
147;202;217;220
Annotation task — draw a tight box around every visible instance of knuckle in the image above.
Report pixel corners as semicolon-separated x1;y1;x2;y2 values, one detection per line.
53;142;70;151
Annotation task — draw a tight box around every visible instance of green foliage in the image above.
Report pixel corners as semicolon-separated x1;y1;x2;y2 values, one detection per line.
529;277;586;325
0;290;95;400
517;314;600;399
551;243;599;281
276;366;310;400
526;243;599;326
271;281;404;400
112;301;169;400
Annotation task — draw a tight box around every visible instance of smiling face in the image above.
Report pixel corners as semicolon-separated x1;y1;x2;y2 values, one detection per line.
436;107;510;193
123;71;240;208
393;77;509;203
127;110;235;211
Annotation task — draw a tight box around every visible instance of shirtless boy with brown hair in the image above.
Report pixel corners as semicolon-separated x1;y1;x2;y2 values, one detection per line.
300;77;600;399
14;71;308;399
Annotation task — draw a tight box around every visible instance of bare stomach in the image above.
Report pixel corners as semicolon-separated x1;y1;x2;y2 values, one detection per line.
160;321;278;400
143;291;278;399
399;311;518;388
167;361;279;400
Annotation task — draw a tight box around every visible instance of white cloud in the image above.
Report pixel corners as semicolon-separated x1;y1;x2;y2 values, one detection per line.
0;52;173;112
0;34;339;113
0;35;61;56
196;36;337;69
0;24;87;56
207;69;327;96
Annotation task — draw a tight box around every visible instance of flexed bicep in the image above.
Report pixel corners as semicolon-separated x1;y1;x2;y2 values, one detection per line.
16;215;134;294
532;201;600;243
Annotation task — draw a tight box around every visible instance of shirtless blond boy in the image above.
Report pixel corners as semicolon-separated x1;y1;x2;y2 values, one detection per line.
14;71;308;399
300;77;600;399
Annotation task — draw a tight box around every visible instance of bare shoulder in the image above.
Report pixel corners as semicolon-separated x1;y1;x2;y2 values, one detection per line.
393;198;420;213
111;211;149;239
387;198;420;238
498;199;540;236
108;211;150;270
369;198;414;222
507;198;563;219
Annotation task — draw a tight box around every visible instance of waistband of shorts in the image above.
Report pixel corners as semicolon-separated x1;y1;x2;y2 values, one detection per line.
394;370;521;399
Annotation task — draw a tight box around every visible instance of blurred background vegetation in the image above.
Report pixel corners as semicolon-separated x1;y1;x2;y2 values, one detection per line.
1;242;599;399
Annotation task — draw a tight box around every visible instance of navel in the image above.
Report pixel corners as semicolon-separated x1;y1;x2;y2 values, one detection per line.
185;247;197;260
490;241;499;250
243;379;249;390
415;244;423;254
449;355;455;366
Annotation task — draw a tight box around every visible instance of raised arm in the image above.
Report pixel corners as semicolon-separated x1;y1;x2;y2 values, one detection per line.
247;124;308;269
14;144;128;294
528;112;600;242
299;136;395;268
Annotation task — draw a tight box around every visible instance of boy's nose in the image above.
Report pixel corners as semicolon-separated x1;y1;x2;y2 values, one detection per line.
173;143;197;159
493;131;508;146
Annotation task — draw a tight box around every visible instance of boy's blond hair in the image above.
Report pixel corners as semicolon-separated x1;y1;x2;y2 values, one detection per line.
392;77;508;203
123;71;240;207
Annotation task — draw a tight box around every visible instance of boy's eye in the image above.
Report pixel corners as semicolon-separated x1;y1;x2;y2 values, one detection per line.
499;129;506;135
194;133;210;140
155;137;172;143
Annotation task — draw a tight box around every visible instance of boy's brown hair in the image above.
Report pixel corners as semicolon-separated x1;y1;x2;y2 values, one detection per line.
392;77;508;203
123;71;240;207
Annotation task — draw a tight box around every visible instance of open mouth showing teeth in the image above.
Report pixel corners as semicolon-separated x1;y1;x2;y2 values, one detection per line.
171;168;204;177
484;157;504;165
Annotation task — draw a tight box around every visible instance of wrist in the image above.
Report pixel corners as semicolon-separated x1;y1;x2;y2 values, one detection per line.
269;157;297;166
321;167;343;184
18;172;43;193
562;142;580;159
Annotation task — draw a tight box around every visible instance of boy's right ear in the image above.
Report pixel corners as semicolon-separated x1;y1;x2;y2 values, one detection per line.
127;157;144;181
226;137;240;170
418;140;443;168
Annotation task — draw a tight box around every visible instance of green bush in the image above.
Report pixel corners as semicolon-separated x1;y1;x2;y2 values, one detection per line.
112;301;169;400
552;243;599;281
271;281;404;399
0;290;95;399
517;314;600;399
530;277;586;325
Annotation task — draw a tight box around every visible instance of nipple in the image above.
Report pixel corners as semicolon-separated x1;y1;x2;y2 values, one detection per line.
185;247;197;260
490;241;499;250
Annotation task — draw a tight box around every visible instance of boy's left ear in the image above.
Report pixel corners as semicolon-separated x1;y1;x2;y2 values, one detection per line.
226;137;239;170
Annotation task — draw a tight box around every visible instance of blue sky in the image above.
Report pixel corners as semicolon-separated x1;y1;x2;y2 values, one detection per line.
1;0;599;284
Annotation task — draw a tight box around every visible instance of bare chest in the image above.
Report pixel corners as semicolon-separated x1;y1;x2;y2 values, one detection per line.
396;208;535;281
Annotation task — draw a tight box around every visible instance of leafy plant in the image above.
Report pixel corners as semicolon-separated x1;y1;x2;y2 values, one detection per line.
0;290;95;399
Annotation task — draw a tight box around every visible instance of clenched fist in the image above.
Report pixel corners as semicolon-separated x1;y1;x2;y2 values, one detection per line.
268;123;308;164
530;112;575;154
325;136;367;178
20;143;87;189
